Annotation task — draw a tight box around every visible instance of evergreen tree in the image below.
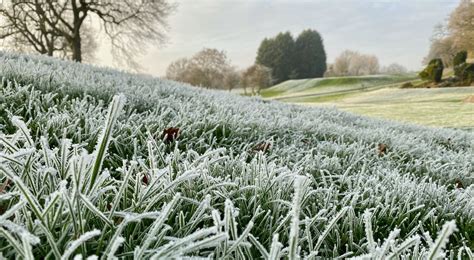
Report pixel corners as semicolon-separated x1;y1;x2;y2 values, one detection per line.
295;29;327;78
419;58;444;83
256;32;296;83
453;50;467;67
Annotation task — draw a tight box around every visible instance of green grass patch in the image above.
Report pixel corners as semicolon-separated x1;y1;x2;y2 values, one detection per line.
261;74;417;98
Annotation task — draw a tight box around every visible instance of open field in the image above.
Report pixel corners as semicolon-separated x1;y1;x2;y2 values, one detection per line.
260;74;417;99
0;52;473;258
297;87;474;129
263;75;473;129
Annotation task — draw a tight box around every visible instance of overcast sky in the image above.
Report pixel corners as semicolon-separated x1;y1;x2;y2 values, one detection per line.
96;0;459;77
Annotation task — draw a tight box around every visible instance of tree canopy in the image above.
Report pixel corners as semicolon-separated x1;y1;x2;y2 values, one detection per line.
166;48;239;90
241;64;272;94
295;29;326;78
256;29;326;84
256;32;295;84
424;0;474;66
326;50;380;76
448;0;474;52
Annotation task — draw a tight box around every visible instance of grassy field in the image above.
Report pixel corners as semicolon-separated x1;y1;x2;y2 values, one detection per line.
260;74;417;99
299;87;474;129
263;75;474;129
0;52;473;258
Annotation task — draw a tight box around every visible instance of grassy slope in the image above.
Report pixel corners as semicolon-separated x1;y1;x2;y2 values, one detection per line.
0;52;473;258
263;74;473;129
261;74;416;98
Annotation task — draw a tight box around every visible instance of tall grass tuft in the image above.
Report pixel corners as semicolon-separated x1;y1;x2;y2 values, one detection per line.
88;94;126;191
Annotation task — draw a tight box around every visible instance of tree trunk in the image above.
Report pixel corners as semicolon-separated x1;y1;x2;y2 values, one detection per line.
72;36;82;62
47;40;54;56
71;0;82;62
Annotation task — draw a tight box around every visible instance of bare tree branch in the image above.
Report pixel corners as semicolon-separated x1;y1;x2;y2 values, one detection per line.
0;0;175;68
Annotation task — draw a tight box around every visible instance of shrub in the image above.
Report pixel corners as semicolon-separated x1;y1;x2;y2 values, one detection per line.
453;51;468;77
457;63;474;85
419;58;444;83
453;50;467;67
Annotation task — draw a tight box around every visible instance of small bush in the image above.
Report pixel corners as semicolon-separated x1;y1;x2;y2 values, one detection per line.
457;63;474;85
453;51;467;67
453;51;468;77
419;58;444;83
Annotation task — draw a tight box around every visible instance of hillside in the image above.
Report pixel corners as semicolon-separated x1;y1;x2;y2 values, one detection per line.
260;74;417;99
0;52;473;258
262;75;473;129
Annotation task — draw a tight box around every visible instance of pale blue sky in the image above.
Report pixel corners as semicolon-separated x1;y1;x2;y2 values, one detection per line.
97;0;460;76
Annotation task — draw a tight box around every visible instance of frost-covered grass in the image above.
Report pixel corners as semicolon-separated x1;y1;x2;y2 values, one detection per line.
0;52;473;259
300;87;474;129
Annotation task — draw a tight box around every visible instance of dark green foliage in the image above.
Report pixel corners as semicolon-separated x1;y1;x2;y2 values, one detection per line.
256;32;296;84
419;58;444;83
456;63;474;85
295;29;327;78
256;29;327;84
453;51;468;77
453;51;467;67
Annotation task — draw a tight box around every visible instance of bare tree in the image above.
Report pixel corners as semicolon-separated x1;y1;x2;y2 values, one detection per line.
241;64;272;95
448;0;474;52
166;58;191;82
166;48;239;90
0;2;64;56
349;54;379;75
223;67;241;92
190;48;231;89
331;50;380;76
332;50;354;76
381;63;408;75
424;1;473;66
0;0;175;68
364;55;380;75
423;36;459;67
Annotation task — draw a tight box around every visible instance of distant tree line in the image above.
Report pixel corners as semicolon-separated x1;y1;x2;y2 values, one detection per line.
167;28;409;92
325;50;407;77
325;50;379;77
167;29;328;92
255;29;327;84
166;48;272;94
166;48;236;90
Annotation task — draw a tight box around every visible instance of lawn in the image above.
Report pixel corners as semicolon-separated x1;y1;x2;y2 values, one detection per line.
301;87;474;129
262;74;473;129
260;74;417;99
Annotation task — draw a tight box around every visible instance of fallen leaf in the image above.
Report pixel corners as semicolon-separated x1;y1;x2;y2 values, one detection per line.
142;173;150;185
378;143;387;156
162;127;180;143
253;142;271;153
455;180;464;189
